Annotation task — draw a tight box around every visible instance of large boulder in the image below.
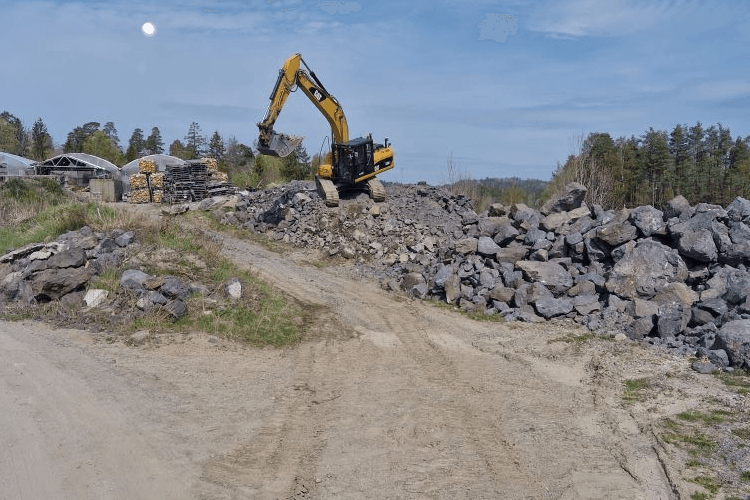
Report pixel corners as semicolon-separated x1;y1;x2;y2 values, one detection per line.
31;267;94;300
596;220;638;246
515;261;573;295
540;183;587;215
629;205;665;237
534;297;574;319
677;230;718;262
606;239;687;300
477;236;501;257
727;197;750;223
713;320;750;368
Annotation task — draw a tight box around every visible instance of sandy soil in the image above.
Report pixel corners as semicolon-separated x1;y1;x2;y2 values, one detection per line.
1;215;744;499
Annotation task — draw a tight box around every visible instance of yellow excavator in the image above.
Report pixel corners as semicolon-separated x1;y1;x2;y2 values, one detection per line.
256;53;394;207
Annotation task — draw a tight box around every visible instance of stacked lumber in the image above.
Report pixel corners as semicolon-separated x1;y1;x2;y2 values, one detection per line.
138;159;157;174
150;172;165;188
129;189;151;204
129;173;148;189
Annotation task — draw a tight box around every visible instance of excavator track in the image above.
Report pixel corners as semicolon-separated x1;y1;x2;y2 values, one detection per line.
366;178;386;202
316;177;339;207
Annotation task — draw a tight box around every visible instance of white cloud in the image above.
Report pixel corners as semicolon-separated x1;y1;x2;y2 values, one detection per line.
478;13;518;43
528;0;691;38
317;2;361;15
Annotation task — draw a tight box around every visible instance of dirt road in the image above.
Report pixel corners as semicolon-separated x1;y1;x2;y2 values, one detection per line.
2;225;724;499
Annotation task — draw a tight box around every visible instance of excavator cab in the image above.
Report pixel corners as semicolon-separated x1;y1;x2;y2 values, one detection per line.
332;137;375;185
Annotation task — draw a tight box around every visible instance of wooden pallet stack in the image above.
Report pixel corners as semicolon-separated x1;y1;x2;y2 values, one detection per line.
163;158;235;203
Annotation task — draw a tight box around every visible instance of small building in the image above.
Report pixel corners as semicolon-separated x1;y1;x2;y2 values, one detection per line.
0;152;38;181
38;153;122;189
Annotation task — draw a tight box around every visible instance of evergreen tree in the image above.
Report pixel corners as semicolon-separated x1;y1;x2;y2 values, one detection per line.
102;122;121;151
144;127;164;154
184;121;206;159
64;122;100;153
0;111;28;156
125;127;145;162
169;139;188;159
208;130;225;160
30;117;52;161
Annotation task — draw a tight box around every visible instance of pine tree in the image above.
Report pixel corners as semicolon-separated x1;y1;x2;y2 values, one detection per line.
144;127;164;154
102;122;121;151
184;122;206;159
208;130;225;160
30;117;52;161
125;127;145;162
64;122;100;153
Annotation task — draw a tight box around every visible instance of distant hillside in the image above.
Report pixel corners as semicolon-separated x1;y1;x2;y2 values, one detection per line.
441;176;548;211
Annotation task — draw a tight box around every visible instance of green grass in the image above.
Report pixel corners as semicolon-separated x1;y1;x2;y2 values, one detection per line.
623;378;652;402
740;471;750;482
690;493;708;500
732;428;750;440
677;410;730;425
686;459;706;468
690;475;720;494
662;431;716;456
88;268;121;293
713;369;750;395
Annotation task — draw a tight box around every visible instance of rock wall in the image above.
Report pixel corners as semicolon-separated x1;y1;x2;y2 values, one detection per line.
224;181;750;372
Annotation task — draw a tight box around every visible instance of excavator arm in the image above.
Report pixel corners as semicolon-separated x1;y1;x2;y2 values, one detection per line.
257;53;349;157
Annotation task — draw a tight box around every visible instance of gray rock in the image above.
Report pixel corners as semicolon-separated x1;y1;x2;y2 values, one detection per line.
727;196;750;223
495;247;528;264
515;261;573;295
566;280;596;297
433;265;454;287
540;182;587;215
130;330;150;344
729;222;750;245
565;232;583;246
677;230;718;262
454;238;478;255
629;205;665;237
163;299;187;319
47;247;87;269
477;236;501;257
493;223;520;246
402;272;427;298
691;360;717;374
540;212;571;232
31;267;95;300
115;231;135;247
487;203;508;217
160;277;190;300
630;316;655;339
534;297;573;318
225;278;242;299
121;269;152;291
572;295;600;315
663;195;693;221
524;227;547;246
606;240;687;300
478;217;512;237
713;320;750;368
489;285;515;303
84;289;109;307
596;221;638;246
657;302;691;338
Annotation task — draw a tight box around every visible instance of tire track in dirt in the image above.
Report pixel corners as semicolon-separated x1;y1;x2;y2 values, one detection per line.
208;229;677;499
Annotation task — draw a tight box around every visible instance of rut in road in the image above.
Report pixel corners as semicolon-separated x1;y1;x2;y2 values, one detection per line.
197;227;677;499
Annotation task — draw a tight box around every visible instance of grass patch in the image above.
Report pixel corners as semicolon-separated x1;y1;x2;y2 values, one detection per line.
623;378;652;402
663;431;716;456
88;268;121;293
732;428;750;440
714;369;750;395
677;411;729;425
686;459;706;468
740;471;750;482
690;475;720;494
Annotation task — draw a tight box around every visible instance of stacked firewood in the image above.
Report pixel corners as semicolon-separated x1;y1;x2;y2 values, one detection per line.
128;159;163;203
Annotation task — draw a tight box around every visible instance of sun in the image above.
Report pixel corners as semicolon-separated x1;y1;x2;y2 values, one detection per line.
141;22;155;36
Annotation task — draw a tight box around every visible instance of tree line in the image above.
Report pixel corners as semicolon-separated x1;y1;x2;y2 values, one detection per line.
547;122;750;209
0;111;315;186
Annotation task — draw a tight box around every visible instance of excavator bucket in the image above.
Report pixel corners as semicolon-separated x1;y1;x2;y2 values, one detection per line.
257;131;303;157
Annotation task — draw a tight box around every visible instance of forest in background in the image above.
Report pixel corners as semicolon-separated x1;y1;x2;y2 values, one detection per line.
4;110;749;211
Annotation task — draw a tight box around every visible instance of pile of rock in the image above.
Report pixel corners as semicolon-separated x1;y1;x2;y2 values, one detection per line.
0;227;223;322
223;181;750;371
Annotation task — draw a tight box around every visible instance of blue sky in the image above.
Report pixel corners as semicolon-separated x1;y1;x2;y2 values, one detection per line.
3;0;750;183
